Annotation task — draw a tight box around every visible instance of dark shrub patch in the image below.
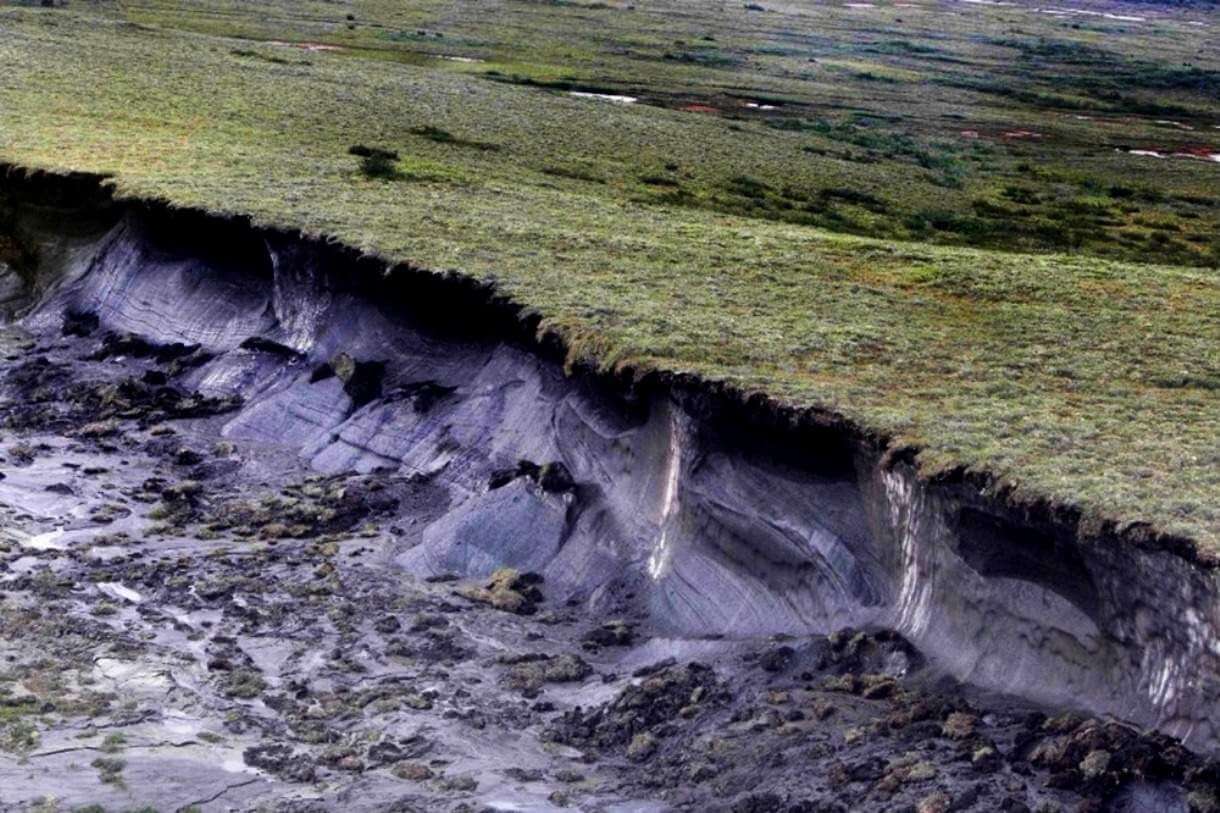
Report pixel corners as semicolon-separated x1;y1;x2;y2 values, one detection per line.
409;125;500;151
349;144;400;179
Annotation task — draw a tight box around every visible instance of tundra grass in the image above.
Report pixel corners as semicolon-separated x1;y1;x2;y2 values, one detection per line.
0;1;1218;551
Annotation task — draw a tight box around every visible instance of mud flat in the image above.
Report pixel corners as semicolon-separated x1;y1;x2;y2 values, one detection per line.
0;167;1217;811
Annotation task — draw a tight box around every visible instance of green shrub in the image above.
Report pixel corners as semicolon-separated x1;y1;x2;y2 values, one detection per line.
349;145;400;179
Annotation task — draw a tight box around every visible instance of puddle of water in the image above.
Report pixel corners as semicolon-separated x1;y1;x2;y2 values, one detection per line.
568;91;638;104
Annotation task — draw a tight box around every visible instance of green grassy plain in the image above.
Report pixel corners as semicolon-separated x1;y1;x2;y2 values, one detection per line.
0;0;1217;551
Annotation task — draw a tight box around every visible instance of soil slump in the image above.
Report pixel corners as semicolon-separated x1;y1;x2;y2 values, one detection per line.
0;175;1217;809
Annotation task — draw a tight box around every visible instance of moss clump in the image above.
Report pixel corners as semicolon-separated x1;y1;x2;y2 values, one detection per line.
222;669;267;699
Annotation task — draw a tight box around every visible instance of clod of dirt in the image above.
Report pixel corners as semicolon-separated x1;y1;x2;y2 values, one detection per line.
239;335;302;359
243;743;317;783
545;662;725;753
501;653;593;693
61;309;99;337
488;459;576;494
626;731;658;762
582;620;635;649
312;351;386;409
87;330;203;365
457;568;545;614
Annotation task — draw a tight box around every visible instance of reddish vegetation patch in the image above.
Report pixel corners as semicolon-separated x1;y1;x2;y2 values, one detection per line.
1122;144;1220;162
1172;144;1220;158
267;40;344;52
960;130;980;139
680;103;721;114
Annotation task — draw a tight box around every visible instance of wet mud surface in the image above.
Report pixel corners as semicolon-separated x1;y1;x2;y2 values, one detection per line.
0;325;1217;812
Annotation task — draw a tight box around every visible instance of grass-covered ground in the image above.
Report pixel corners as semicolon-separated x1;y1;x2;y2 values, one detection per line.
0;0;1217;551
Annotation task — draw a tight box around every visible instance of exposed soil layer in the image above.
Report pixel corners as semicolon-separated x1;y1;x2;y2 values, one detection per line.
0;169;1218;810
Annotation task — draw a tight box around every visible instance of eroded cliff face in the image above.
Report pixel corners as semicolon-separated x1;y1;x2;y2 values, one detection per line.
0;171;1218;810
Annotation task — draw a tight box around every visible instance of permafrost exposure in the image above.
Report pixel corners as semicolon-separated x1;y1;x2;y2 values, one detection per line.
0;170;1217;810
